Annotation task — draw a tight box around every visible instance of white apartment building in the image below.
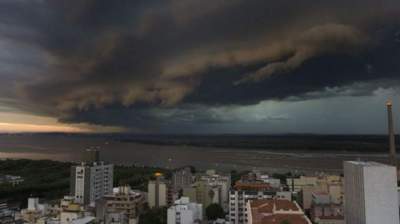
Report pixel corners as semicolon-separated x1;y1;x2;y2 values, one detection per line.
71;161;114;206
167;197;202;224
344;161;399;224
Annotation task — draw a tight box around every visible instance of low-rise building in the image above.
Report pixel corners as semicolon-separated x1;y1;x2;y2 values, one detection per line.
311;204;344;224
310;189;344;224
0;200;16;224
59;196;95;224
276;191;292;201
259;175;281;189
287;175;343;210
167;197;202;224
96;186;145;224
311;192;330;205
212;218;229;224
0;175;24;186
286;176;318;192
246;199;312;224
21;198;48;223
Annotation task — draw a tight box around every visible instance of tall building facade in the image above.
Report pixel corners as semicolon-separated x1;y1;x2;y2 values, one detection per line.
148;173;172;208
182;180;220;212
172;167;193;192
70;161;113;206
198;170;231;211
344;161;399;224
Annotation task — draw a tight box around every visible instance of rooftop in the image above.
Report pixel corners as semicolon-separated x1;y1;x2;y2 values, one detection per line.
345;161;391;167
234;181;272;191
261;214;311;224
249;199;300;213
250;199;311;224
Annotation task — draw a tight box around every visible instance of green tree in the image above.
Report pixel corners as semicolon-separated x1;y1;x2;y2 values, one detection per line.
205;203;225;221
139;207;167;224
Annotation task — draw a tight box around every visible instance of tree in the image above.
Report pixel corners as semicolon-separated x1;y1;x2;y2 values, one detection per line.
205;203;225;221
139;207;167;224
280;220;290;224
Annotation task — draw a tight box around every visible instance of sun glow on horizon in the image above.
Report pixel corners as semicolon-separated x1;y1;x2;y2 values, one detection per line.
0;122;92;133
0;111;125;133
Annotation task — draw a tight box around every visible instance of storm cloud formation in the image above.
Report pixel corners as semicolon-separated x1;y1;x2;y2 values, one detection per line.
0;0;400;132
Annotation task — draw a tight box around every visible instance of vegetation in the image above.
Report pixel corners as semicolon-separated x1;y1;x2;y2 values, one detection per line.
0;159;72;207
114;165;170;191
205;203;225;221
0;159;170;207
139;206;167;224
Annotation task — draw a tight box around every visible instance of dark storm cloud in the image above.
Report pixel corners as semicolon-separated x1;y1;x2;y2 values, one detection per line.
1;0;400;130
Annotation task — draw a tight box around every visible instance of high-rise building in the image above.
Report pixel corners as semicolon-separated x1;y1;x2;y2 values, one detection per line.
181;170;230;213
148;173;172;208
182;180;220;212
198;170;231;211
344;161;399;224
167;197;202;224
172;166;193;192
84;149;100;163
70;161;113;206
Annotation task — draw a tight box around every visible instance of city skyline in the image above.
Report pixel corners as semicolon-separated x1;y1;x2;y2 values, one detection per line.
0;0;400;134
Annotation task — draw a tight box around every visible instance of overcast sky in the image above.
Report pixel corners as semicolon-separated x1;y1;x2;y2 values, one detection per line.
0;0;399;134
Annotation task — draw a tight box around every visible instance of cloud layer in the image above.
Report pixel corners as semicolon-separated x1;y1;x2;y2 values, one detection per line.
0;0;400;132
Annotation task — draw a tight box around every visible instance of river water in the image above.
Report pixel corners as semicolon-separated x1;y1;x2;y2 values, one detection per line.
0;134;392;174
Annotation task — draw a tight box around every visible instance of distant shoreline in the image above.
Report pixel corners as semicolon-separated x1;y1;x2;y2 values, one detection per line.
0;134;395;173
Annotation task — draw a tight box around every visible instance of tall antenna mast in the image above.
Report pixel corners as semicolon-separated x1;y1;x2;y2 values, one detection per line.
387;100;397;168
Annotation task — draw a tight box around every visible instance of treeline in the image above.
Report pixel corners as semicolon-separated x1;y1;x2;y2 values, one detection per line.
0;159;169;207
